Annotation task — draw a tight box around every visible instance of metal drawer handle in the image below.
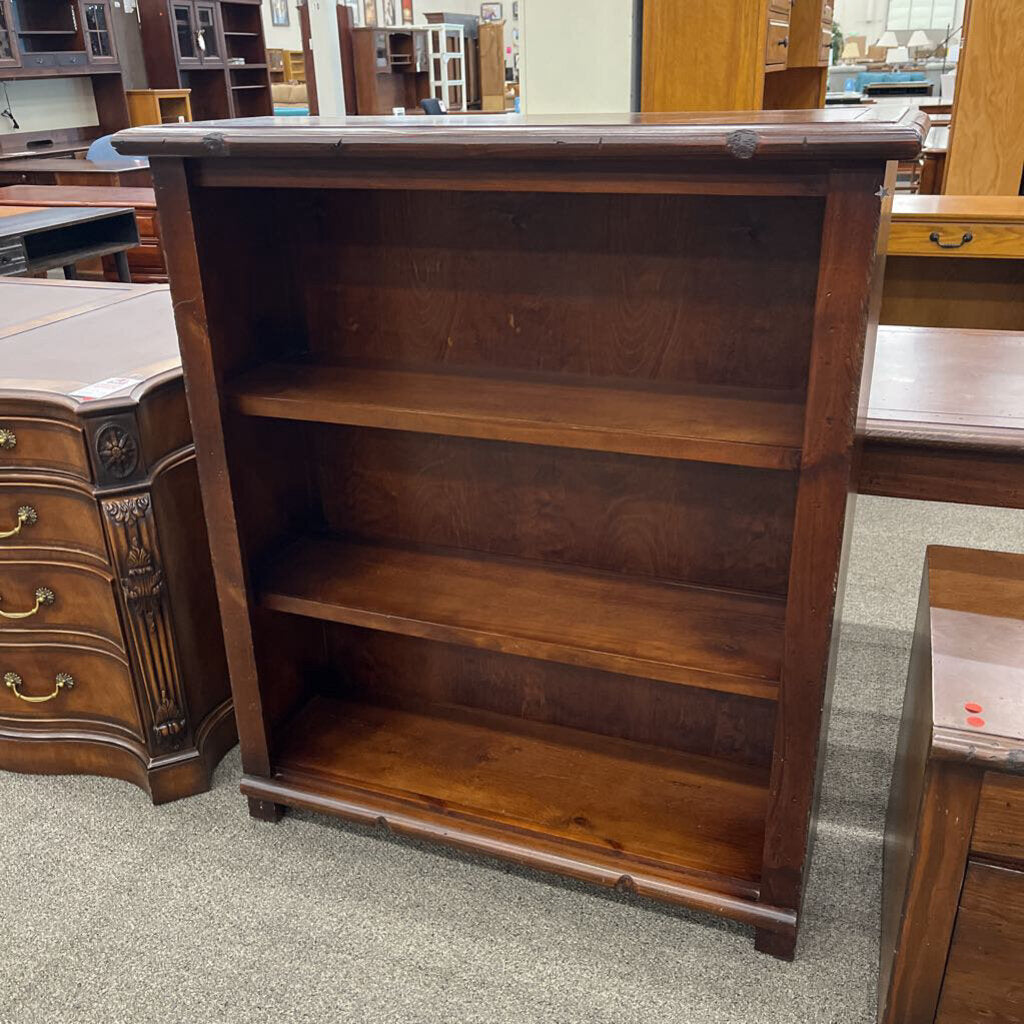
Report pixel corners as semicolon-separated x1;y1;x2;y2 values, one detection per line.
929;230;973;249
0;587;54;620
4;671;74;704
0;428;15;450
0;506;37;540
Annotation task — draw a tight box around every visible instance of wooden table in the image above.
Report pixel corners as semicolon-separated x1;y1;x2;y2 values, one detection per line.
880;546;1024;1024
883;195;1024;330
0;159;152;188
0;206;139;282
861;324;1024;508
0;186;165;284
0;278;234;803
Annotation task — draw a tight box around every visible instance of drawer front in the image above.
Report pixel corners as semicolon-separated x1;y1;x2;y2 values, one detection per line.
0;561;123;647
822;2;833;24
888;220;1024;259
0;639;140;734
0;239;27;275
765;20;790;66
821;26;833;59
768;0;791;14
935;862;1024;1023
135;211;158;242
0;415;91;479
0;482;107;567
56;51;88;67
973;773;1024;864
23;53;56;68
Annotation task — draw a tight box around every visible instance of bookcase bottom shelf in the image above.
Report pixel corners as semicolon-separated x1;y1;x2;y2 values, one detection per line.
243;695;789;929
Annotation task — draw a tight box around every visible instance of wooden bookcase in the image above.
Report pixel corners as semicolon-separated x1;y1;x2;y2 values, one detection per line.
114;110;924;959
136;0;272;121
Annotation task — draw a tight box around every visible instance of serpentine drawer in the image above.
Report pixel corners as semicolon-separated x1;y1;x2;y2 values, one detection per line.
0;560;123;648
0;415;91;480
0;481;109;567
0;635;141;734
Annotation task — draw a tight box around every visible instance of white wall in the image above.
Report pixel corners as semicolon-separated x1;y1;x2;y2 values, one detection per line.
833;0;965;45
519;0;633;114
262;0;305;49
0;78;97;136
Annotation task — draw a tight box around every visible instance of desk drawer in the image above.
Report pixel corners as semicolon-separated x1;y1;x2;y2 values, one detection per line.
973;773;1024;864
0;415;91;479
0;561;123;648
765;20;790;66
0;240;27;275
135;211;158;242
768;0;791;14
935;862;1024;1023
888;220;1024;259
0;637;140;735
0;482;107;567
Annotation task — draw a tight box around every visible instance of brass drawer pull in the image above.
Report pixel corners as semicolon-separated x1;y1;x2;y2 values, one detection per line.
4;671;74;704
929;230;974;250
0;506;37;540
0;428;15;450
0;587;54;620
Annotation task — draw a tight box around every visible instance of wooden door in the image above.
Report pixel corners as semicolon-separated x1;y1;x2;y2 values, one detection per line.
0;0;20;68
170;1;201;65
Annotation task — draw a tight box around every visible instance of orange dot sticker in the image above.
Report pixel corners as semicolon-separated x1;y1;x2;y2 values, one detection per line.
964;702;983;714
966;716;985;728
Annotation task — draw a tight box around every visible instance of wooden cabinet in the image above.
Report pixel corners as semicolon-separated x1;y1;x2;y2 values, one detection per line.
127;88;193;126
81;1;117;63
880;547;1024;1024
351;27;431;114
114;108;923;957
0;278;234;803
642;0;831;112
137;0;271;121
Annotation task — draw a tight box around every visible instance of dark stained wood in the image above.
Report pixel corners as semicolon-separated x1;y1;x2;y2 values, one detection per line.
138;114;915;955
0;278;234;803
272;695;770;883
936;863;1024;1024
260;537;786;700
230;362;805;469
880;546;1024;1024
860;325;1024;508
0;159;152;188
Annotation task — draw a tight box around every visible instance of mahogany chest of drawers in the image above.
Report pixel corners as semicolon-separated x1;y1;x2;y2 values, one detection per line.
880;546;1024;1023
0;278;234;802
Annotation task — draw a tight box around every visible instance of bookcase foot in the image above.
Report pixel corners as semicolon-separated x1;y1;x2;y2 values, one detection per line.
247;796;286;822
755;926;797;961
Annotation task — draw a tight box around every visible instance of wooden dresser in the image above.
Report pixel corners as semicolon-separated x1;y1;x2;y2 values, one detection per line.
0;185;166;283
0;279;234;803
115;109;924;957
880;546;1024;1024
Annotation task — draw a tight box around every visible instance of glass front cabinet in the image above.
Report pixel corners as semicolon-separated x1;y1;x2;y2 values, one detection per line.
80;0;117;64
0;0;21;67
171;1;222;66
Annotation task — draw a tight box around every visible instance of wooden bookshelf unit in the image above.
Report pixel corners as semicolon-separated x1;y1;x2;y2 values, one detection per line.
114;110;925;959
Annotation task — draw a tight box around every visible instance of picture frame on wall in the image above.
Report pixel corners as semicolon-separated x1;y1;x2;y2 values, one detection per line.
512;1;518;18
480;2;502;21
383;0;396;25
270;0;290;26
364;0;378;27
401;0;413;24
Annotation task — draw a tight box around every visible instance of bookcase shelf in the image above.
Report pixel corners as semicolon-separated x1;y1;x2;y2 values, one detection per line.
259;537;785;700
261;695;771;890
229;362;805;469
119;109;926;959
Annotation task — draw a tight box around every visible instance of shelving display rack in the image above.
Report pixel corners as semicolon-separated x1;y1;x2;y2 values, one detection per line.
113;109;926;959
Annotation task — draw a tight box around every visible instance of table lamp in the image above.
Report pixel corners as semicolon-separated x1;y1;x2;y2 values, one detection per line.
907;29;931;58
876;31;899;49
841;40;863;62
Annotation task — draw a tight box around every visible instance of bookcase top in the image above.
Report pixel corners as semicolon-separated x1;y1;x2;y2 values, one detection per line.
113;108;928;163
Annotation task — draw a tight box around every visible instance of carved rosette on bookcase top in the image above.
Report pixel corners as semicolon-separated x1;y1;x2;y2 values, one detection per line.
101;493;191;751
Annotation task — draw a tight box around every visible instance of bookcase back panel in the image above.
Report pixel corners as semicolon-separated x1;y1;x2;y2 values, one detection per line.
322;624;777;769
316;425;798;596
281;189;824;390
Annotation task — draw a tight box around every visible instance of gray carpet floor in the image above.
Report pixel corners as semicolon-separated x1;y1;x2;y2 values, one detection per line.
2;495;1023;1024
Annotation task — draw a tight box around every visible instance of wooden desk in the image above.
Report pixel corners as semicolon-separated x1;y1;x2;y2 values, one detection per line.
880;546;1024;1024
883;195;1024;330
0;186;165;284
861;324;1024;508
0;278;234;802
0;160;152;188
918;124;948;194
0;207;139;282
